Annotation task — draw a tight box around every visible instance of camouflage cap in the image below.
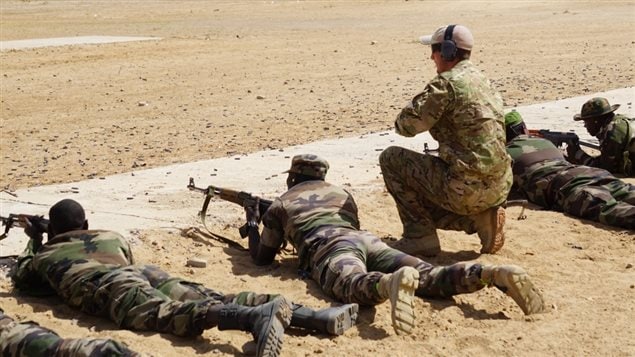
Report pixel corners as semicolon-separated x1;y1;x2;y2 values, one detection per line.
284;154;329;179
573;97;620;121
504;110;524;127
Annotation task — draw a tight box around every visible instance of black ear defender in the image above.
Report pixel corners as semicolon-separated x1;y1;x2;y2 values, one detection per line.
441;24;457;61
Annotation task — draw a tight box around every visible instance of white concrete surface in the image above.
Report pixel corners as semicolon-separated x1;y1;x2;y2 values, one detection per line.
1;87;633;255
0;36;161;51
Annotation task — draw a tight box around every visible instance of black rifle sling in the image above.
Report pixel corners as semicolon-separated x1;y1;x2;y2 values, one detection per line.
199;192;247;251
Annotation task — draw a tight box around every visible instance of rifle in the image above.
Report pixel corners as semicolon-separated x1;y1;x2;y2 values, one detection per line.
0;214;49;241
528;129;600;150
187;178;273;250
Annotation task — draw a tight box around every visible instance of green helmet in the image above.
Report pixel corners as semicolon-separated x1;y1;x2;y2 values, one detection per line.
284;154;329;179
504;110;524;128
574;97;620;121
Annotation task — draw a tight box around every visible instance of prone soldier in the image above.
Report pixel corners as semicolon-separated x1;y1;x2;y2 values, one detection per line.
0;308;139;357
10;199;358;357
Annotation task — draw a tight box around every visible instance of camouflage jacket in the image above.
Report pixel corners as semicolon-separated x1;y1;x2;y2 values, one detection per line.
260;180;360;268
394;59;512;197
506;135;578;207
569;114;635;176
12;230;134;304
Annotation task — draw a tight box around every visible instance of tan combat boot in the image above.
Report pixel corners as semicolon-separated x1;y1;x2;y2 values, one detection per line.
377;266;420;335
481;265;545;315
389;233;441;257
472;206;506;254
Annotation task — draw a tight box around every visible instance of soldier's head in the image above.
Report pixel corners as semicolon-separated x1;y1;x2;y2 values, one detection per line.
284;154;329;189
504;110;528;142
48;199;88;237
419;24;473;73
574;97;619;136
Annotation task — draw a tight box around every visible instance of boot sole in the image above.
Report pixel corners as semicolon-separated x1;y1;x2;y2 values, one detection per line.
326;303;359;335
390;267;419;335
480;206;506;254
257;297;292;357
496;266;545;315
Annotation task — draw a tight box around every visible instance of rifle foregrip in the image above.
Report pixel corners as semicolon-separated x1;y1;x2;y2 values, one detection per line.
259;199;273;214
217;189;246;206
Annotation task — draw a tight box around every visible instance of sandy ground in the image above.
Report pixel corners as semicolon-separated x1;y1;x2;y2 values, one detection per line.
1;1;634;356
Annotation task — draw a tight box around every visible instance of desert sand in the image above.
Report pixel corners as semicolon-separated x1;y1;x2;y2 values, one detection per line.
0;1;634;356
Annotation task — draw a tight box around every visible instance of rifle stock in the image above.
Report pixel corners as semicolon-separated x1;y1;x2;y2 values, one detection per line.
0;214;49;241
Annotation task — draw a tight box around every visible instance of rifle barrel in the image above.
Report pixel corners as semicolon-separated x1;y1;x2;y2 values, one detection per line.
579;141;600;150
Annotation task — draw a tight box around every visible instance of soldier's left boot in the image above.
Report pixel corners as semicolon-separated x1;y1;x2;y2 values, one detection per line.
480;265;546;315
213;297;292;357
290;303;359;335
377;266;419;335
472;205;506;254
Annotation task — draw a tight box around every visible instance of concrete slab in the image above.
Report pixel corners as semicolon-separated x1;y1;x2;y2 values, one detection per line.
1;87;633;255
0;36;161;51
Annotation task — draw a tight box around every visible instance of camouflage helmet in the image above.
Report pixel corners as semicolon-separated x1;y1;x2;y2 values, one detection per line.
573;97;620;121
284;154;329;179
504;110;524;128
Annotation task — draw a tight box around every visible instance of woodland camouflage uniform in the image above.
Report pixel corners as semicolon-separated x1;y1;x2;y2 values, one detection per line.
261;179;519;304
568;97;635;176
507;135;635;229
0;309;139;357
11;230;288;337
250;154;545;334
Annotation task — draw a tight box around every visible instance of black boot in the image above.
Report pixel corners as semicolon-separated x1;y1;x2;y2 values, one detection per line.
211;297;292;357
290;303;359;335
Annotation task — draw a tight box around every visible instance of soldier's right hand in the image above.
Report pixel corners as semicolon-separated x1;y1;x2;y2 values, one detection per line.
244;198;261;223
24;215;46;242
565;141;581;158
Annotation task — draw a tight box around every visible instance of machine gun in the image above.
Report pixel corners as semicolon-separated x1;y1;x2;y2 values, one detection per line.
0;214;49;241
187;178;272;249
528;129;600;150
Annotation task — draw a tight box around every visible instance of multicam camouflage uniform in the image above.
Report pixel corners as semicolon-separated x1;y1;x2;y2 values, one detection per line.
380;60;512;237
11;230;281;338
0;309;138;357
259;180;492;305
568;113;635;177
507;135;635;229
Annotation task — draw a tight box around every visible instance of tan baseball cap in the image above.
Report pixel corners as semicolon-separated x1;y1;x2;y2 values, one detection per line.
419;24;474;51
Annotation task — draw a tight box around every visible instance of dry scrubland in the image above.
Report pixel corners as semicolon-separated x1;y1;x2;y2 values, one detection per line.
1;1;634;356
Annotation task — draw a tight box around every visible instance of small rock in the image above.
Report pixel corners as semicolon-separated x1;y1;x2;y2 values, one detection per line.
186;258;208;268
138;101;148;107
626;263;633;269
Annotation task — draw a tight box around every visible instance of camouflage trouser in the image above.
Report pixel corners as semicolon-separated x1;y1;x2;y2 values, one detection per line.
307;227;488;305
144;265;279;307
0;310;138;357
379;146;507;237
549;166;635;229
61;265;225;337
